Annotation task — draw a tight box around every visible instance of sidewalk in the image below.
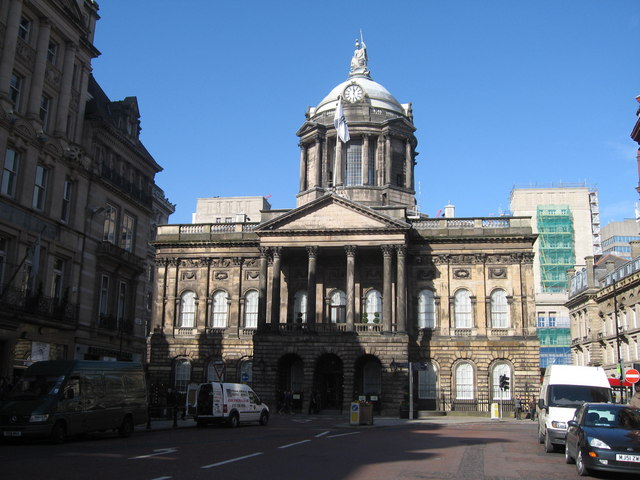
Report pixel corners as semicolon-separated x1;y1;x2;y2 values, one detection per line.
137;413;535;432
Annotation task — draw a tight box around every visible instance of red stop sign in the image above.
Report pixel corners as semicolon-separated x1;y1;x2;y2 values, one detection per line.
625;368;640;384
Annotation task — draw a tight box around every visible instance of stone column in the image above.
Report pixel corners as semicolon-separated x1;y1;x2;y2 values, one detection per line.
270;247;282;328
314;136;322;187
405;139;413;189
26;18;51;122
299;143;307;192
322;137;329;188
385;134;392;185
54;41;78;136
334;137;343;186
306;246;318;326
376;135;384;186
231;257;243;330
381;245;394;332
345;245;356;331
0;0;23;104
258;247;268;329
396;245;407;333
361;134;369;185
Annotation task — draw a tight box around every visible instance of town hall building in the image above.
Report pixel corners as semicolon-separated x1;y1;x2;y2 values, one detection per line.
147;42;540;416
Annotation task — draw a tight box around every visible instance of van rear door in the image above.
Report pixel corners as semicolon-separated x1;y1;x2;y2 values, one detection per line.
186;383;199;416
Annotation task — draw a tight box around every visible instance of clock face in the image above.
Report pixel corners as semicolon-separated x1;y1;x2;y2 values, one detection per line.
344;84;363;103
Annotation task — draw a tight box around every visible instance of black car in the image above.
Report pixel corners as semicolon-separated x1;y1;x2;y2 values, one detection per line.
565;402;640;476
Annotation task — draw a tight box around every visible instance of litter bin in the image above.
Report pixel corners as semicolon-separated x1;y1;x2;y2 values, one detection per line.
359;402;373;425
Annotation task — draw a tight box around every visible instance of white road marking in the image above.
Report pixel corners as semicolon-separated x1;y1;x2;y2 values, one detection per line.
201;452;264;468
327;432;361;439
315;430;330;437
151;477;172;480
278;439;312;449
129;447;178;460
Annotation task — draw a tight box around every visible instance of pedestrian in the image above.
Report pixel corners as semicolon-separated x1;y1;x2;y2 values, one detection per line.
529;396;536;421
514;396;521;420
308;391;318;415
284;390;292;414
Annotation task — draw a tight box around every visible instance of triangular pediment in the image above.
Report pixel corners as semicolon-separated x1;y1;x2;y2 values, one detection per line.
257;194;408;234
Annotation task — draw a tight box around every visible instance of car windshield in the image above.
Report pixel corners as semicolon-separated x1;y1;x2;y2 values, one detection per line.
548;385;611;408
7;374;64;399
584;407;640;429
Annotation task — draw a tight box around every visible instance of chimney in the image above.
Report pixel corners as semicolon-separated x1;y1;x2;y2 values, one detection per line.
605;260;616;275
444;203;455;218
585;256;595;288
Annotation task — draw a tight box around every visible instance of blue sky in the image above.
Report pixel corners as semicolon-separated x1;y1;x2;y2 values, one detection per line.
92;0;640;225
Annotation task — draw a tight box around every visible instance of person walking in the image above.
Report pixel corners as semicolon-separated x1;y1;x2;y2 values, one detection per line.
514;396;522;420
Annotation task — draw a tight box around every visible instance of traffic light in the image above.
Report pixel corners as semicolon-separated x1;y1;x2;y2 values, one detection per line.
499;374;510;391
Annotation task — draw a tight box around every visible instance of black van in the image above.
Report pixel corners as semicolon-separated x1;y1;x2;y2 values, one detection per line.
0;360;148;443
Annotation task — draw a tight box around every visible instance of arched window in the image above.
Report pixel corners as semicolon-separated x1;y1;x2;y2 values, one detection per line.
174;357;191;394
211;290;228;328
417;289;436;329
455;362;474;400
179;291;196;327
364;289;382;324
454;289;472;329
418;362;437;399
330;290;346;323
244;290;258;329
492;363;511;400
490;289;509;328
363;360;382;395
293;291;307;323
345;141;362;186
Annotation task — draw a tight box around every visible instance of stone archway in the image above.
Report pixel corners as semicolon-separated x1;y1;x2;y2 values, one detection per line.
313;353;344;412
277;353;304;412
354;354;382;413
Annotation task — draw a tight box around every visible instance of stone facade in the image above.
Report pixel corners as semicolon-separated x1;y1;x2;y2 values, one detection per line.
147;43;539;416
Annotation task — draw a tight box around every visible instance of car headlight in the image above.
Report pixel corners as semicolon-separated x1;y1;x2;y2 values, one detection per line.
551;421;567;429
29;414;49;423
588;437;611;449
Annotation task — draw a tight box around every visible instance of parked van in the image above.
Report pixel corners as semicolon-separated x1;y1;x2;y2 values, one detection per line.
0;360;148;443
186;382;269;427
537;365;612;452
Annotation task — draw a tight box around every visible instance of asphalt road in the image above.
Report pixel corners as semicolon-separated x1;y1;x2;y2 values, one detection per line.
1;415;638;480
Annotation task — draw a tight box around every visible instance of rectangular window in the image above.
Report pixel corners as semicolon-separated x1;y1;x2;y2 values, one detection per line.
2;148;19;197
121;213;135;252
18;16;30;41
103;203;117;243
9;73;22;111
32;165;48;210
47;41;58;64
548;312;556;327
51;258;64;301
60;179;72;223
39;95;50;129
0;238;6;289
345;142;362;186
537;315;545;327
99;275;110;317
117;281;127;323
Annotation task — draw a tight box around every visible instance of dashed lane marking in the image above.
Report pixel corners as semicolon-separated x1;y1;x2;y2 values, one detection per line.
278;439;312;449
129;447;178;460
315;430;330;437
201;452;264;469
327;432;361;439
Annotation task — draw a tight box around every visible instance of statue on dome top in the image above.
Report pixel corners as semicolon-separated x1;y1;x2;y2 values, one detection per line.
349;35;370;77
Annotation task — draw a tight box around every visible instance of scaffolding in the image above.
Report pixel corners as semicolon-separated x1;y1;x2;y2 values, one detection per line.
537;205;575;293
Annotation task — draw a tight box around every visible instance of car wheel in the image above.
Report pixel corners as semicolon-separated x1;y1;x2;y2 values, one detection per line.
50;421;66;444
259;411;269;426
544;430;555;453
564;444;574;464
228;413;239;428
537;426;544;444
576;449;590;476
118;416;134;437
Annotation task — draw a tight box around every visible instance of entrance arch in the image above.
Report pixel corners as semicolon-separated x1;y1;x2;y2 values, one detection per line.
277;353;304;412
313;354;344;412
354;355;382;412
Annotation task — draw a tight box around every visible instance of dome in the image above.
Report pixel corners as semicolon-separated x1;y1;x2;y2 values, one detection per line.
314;76;405;116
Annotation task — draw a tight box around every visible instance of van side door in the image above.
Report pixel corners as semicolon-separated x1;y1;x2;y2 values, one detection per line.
57;377;82;435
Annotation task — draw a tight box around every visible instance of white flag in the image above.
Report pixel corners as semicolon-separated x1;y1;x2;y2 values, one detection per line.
333;96;350;143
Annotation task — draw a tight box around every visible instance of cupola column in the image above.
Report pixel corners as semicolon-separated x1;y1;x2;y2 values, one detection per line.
334;137;343;186
299;143;307;192
345;245;356;331
376;135;384;186
361;135;370;185
322;137;329;188
385;134;392;185
405;139;413;190
381;245;394;332
306;246;318;325
314;136;322;187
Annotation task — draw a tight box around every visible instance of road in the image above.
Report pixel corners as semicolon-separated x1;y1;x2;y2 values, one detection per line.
1;415;638;480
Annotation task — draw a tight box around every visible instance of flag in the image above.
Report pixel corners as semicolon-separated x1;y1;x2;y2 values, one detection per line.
333;96;350;143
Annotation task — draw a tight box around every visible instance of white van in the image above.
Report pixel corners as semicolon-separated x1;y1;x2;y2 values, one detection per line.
537;365;612;452
186;382;269;427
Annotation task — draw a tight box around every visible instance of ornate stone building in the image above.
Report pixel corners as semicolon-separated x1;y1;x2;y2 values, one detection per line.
0;0;173;380
149;42;539;416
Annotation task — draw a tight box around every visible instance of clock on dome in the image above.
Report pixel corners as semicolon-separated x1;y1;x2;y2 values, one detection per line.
344;84;363;103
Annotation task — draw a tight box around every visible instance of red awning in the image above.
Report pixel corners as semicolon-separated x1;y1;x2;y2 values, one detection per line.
608;378;633;387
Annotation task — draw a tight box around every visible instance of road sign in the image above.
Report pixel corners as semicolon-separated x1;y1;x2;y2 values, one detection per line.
625;368;640;384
